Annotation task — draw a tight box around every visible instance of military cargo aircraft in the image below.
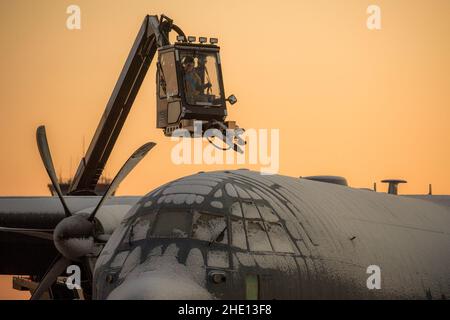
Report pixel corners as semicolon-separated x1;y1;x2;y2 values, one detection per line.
0;14;449;300
2;166;450;299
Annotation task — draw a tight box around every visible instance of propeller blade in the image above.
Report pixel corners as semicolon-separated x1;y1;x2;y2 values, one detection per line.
0;226;53;240
88;142;156;221
36;126;72;217
30;254;72;300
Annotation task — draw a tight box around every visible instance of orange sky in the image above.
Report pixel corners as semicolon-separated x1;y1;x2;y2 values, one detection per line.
0;0;449;299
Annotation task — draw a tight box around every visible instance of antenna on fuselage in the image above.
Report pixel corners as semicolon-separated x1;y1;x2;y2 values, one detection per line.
381;179;407;195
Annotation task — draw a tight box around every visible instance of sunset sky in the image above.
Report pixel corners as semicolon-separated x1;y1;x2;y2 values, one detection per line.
0;0;449;299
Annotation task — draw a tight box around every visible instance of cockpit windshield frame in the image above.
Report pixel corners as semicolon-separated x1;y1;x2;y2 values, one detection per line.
121;208;232;247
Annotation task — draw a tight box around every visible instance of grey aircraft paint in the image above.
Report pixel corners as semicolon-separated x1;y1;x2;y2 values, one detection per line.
0;196;140;275
92;170;450;300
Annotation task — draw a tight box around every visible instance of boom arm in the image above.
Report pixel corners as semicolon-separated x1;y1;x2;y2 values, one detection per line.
69;15;183;195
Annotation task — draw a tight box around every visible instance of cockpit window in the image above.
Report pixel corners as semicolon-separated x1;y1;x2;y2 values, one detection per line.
257;205;279;223
246;220;272;252
192;212;228;244
265;222;294;253
120;200;294;255
241;202;261;219
129;213;156;243
180;52;222;106
231;218;247;250
151;211;190;238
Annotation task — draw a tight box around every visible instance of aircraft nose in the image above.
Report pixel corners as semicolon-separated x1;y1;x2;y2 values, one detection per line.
106;272;212;300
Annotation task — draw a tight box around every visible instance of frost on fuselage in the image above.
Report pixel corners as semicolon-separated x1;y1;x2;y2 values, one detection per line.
92;170;301;299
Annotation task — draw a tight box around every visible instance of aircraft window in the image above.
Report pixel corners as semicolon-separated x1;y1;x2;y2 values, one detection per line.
159;52;178;98
241;202;261;219
151;211;191;238
192;212;228;244
246;220;272;252
265;223;295;253
245;275;259;300
257;205;279;223
230;202;243;217
180;52;222;106
129;214;156;242
231;218;247;250
235;186;251;199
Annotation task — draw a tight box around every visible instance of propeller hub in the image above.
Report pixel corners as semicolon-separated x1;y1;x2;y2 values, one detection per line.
53;215;95;261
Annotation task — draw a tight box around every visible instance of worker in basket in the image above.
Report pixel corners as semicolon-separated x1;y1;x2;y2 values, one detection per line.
182;55;212;104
